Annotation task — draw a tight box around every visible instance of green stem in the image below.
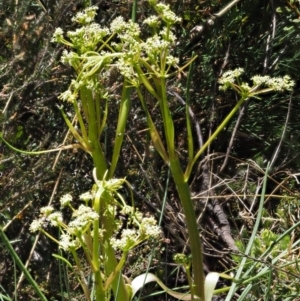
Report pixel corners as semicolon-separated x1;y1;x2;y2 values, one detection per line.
73;98;88;141
92;187;106;301
101;191;129;301
82;86;107;178
108;83;131;178
158;77;175;156
139;72;205;300
185;95;248;180
169;158;205;301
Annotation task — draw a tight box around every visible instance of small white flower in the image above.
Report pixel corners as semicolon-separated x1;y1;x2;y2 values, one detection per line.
59;233;81;251
51;28;64;42
110;229;138;251
80;191;95;202
218;68;244;90
72;6;98;25
266;75;295;91
143;15;160;27
61;50;79;66
252;75;294;91
251;75;270;86
139;216;161;238
110;16;128;33
40;206;54;216
166;55;179;66
60;194;73;207
48;212;63;226
68;205;99;234
30;219;43;232
110;16;140;38
155;3;181;24
240;82;251;92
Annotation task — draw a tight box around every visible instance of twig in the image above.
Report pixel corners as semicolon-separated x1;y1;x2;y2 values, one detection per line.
220;104;246;173
52;114;77;170
2;92;14;115
263;0;276;73
189;0;242;46
269;95;292;171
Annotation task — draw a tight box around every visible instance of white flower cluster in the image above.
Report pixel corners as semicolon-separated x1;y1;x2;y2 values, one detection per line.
60;233;81;251
139;216;162;238
80;191;95;202
218;68;244;91
52;1;182;92
110;215;161;252
143;15;160;27
110;229;137;252
252;75;294;91
51;28;64;43
48;212;63;226
71;6;99;25
58;89;78;103
68;205;99;234
60;193;73;207
67;24;110;53
30;218;46;233
219;68;295;94
117;57;139;86
155;3;182;24
110;16;140;38
29;194;99;252
51;7;109;55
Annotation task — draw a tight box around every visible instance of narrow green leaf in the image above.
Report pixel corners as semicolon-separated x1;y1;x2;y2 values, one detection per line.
52;254;73;268
0;228;48;301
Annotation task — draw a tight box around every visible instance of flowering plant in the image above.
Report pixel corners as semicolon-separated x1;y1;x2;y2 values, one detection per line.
37;2;296;300
30;169;161;301
1;1;294;300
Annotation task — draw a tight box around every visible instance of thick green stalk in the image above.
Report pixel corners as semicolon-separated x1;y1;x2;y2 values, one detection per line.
169;158;205;301
80;83;128;299
158;77;175;155
136;87;169;162
101;192;129;301
108;84;130;178
105;245;128;301
82;86;107;178
140;74;205;300
92;188;106;301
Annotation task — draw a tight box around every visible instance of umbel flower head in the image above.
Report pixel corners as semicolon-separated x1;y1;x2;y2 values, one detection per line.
110;215;161;252
29;200;99;252
218;68;294;96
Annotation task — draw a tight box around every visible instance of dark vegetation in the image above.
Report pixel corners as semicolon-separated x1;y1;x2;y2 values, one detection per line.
1;0;300;300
